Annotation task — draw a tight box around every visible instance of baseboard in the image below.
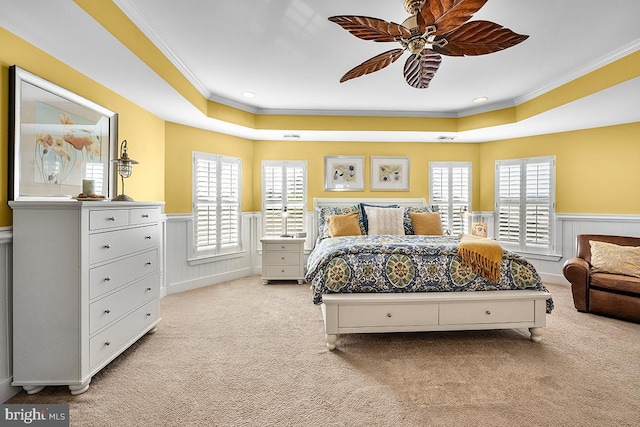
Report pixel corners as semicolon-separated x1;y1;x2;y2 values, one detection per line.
0;377;20;403
166;268;253;295
539;272;568;286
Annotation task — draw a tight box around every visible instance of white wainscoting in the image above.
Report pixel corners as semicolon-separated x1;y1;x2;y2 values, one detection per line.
0;228;18;402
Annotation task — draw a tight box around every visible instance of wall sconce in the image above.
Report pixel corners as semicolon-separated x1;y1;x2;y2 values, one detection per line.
111;140;138;201
281;206;292;238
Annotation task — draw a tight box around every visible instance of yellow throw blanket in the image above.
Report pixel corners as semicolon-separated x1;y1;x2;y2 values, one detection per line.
457;234;503;282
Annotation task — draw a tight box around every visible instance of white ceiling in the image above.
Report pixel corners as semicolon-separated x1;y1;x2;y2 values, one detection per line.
2;0;640;142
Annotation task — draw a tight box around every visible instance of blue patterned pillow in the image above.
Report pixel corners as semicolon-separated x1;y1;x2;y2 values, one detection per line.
403;206;438;235
316;205;364;241
359;203;399;234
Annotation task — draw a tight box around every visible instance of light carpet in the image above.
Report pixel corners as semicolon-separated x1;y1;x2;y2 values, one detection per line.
8;277;640;426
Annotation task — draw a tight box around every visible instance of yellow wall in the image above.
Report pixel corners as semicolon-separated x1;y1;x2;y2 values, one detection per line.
253;141;481;212
479;122;640;214
164;122;254;213
0;27;165;226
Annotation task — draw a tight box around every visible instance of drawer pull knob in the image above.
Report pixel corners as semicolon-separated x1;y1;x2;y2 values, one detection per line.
104;309;111;314
281;246;285;249
104;277;111;282
281;257;285;260
387;313;392;318
142;214;149;218
104;244;111;249
105;341;111;346
146;287;152;291
107;217;116;221
485;310;491;315
146;262;152;266
145;236;152;240
146;313;152;317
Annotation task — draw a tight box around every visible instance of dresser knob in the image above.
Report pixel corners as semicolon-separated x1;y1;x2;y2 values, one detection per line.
107;217;116;221
142;214;149;218
146;262;152;266
104;309;111;314
146;313;151;317
281;257;285;260
104;244;111;249
145;236;152;239
485;310;491;315
104;277;111;282
281;246;285;249
146;287;152;291
105;341;111;346
387;313;392;318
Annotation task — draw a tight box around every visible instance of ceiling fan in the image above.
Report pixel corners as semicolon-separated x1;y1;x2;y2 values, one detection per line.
329;0;528;89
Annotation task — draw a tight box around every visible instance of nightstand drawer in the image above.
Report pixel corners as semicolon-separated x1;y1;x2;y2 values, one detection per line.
264;251;301;265
263;243;301;252
265;265;302;278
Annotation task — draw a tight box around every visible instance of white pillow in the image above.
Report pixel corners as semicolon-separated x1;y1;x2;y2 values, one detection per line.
364;206;405;235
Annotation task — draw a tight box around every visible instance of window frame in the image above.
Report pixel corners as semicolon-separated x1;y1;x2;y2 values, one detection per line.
261;160;307;238
494;156;556;255
429;161;472;235
191;151;242;259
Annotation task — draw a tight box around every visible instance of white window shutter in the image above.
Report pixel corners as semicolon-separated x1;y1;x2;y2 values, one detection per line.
430;162;471;235
262;161;307;237
193;152;241;256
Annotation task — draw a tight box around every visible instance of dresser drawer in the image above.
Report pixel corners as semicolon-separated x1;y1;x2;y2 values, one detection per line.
89;224;161;264
264;251;301;265
264;265;302;278
263;243;302;252
90;298;158;370
439;300;534;325
129;207;162;226
89;275;158;334
338;303;439;328
89;249;158;299
89;209;129;230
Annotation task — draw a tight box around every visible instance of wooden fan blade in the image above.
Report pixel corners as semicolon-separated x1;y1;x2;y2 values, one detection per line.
403;50;442;89
340;48;405;83
434;21;529;56
420;0;488;35
328;16;411;42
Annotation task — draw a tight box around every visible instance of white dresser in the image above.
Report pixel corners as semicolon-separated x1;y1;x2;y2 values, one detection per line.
9;200;164;395
260;237;306;284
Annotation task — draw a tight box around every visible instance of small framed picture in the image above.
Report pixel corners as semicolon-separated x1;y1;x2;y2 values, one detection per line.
324;156;364;191
370;156;410;191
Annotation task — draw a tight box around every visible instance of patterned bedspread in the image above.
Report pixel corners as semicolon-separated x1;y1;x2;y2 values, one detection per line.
306;235;554;313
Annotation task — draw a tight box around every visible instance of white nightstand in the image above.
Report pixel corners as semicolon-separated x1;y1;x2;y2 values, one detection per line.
260;237;306;284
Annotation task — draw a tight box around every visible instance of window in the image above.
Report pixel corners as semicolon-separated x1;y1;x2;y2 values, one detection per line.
429;162;471;235
495;156;555;254
262;161;307;237
192;152;241;256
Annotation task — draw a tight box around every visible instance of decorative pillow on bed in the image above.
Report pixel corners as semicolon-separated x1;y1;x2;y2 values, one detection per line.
317;205;365;241
327;212;362;237
403;206;437;234
410;211;444;236
589;240;640;278
359;203;399;233
364;206;405;235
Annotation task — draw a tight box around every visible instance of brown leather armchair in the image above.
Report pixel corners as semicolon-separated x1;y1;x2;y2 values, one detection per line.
563;234;640;323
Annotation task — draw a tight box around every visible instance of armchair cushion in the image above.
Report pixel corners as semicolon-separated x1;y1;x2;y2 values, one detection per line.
589;240;640;278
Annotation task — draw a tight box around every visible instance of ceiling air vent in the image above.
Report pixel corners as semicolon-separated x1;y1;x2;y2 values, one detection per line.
436;136;455;142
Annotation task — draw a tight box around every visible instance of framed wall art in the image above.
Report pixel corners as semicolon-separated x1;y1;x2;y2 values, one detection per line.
324;156;364;191
370;156;410;191
9;66;118;200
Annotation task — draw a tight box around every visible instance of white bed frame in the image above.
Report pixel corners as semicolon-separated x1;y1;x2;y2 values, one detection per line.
313;198;550;350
